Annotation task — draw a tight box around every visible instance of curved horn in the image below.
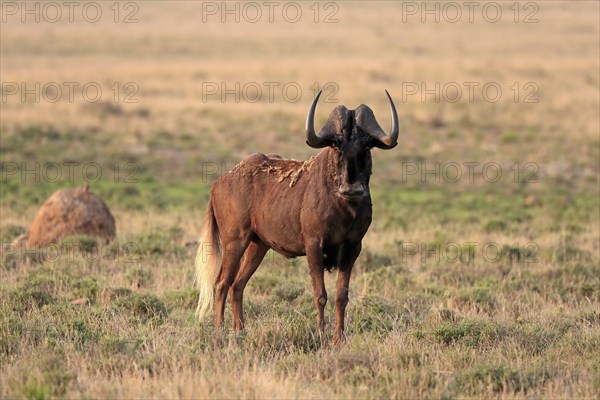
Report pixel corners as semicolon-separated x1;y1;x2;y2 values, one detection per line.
305;90;335;148
357;90;399;150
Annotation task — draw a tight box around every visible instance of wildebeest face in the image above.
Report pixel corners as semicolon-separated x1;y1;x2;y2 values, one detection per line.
336;135;372;200
305;90;399;200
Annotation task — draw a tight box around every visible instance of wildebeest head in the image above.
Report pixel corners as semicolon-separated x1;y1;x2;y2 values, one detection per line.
305;90;399;200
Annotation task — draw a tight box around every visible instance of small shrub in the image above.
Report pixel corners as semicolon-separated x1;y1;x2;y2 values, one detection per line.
411;368;437;389
501;244;536;264
434;319;504;347
2;252;18;270
62;234;98;254
273;284;304;302
593;363;600;393
13;270;62;309
103;287;133;303
361;249;394;271
245;316;321;353
579;310;599;326
21;379;52;400
505;209;532;223
101;335;143;354
512;323;560;355
133;228;184;257
580;282;599;300
73;277;100;302
17;353;75;398
127;267;153;288
501;131;518;143
130;294;168;322
163;288;198;309
549;245;591;263
70;318;99;347
251;274;281;295
349;295;396;335
456;285;497;313
456;364;553;394
362;265;412;291
439;308;457;322
1;224;26;242
344;364;373;385
136;232;168;255
485;220;508;233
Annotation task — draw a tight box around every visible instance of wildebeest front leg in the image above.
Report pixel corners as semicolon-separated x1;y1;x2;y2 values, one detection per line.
335;242;361;344
334;268;352;344
306;239;327;336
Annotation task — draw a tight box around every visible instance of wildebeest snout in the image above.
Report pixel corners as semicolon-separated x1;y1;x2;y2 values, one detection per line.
339;181;365;198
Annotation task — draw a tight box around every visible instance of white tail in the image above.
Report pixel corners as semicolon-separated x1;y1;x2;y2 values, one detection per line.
194;199;222;320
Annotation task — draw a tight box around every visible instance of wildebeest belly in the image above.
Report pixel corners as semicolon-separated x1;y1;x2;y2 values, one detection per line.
250;185;306;257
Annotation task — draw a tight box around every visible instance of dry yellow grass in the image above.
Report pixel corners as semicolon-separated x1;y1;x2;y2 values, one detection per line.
1;1;599;398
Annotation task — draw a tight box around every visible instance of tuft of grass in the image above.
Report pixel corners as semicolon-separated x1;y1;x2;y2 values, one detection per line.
163;288;198;309
101;335;143;355
484;219;508;233
127;294;168;322
273;284;304;302
126;267;153;289
361;249;394;271
455;364;553;395
61;235;98;254
72;277;100;302
18;353;75;398
0;224;27;242
434;319;505;347
456;282;498;313
349;295;397;335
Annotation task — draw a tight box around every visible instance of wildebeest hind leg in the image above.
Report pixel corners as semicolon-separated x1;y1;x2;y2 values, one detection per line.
230;240;269;332
215;237;250;329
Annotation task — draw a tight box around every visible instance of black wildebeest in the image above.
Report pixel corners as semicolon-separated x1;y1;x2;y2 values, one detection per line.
195;90;399;343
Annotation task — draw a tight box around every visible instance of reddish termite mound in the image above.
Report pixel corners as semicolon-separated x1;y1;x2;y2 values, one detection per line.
26;184;116;248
